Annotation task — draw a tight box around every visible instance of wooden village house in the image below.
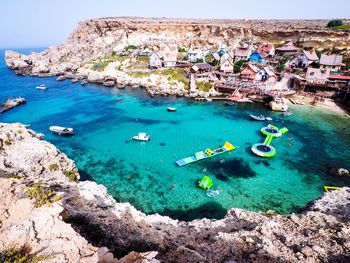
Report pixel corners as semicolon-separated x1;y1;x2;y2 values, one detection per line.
257;43;275;57
234;45;252;62
159;44;178;68
320;54;343;73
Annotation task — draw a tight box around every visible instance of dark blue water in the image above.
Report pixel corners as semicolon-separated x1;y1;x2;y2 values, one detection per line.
1;48;350;220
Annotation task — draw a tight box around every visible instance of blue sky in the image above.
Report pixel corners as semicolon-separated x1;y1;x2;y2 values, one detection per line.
1;0;349;48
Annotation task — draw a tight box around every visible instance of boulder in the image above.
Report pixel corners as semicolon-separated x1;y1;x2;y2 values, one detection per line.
103;80;115;87
88;71;105;83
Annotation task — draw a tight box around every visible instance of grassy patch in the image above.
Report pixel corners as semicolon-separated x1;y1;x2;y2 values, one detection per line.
335;24;350;30
0;244;51;263
25;182;61;208
64;170;78;182
196;81;212;92
160;68;189;87
49;163;59;172
91;60;110;72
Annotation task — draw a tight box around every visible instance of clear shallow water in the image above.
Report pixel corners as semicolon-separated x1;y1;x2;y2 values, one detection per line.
1;49;350;220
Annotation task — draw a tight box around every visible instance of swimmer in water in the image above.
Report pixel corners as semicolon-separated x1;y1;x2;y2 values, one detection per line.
169;183;176;190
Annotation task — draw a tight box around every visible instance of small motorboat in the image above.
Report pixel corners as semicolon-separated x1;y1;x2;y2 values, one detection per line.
36;84;47;90
49;126;74;135
132;132;150;141
250;114;272;121
167;107;177;112
225;102;235;106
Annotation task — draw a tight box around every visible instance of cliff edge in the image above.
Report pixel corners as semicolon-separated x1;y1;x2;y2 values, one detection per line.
0;122;349;262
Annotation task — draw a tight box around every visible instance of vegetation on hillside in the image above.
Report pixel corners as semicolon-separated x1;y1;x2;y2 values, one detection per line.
196;81;212;92
327;19;343;28
25;181;61;208
0;244;50;263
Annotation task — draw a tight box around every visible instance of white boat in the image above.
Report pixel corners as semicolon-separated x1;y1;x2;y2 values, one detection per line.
167;107;177;112
250;114;273;121
49;126;74;135
36;84;47;90
269;97;289;112
132;132;150;141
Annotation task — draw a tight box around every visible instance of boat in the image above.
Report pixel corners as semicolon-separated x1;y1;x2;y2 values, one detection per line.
269;97;289;112
207;188;221;197
225;102;235;106
132;132;150;141
250;114;272;121
176;141;236;167
167;107;177;112
49;126;74;135
36;84;47;90
281;111;293;117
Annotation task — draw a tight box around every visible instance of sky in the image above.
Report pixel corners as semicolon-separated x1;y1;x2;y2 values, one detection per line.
1;0;349;49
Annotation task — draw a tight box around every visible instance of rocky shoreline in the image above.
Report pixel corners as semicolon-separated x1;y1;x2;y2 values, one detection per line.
0;122;349;262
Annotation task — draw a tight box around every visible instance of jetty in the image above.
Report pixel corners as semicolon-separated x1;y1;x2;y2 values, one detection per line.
0;97;26;113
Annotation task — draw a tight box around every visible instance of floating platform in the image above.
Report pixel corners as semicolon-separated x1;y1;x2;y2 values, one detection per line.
176;141;235;167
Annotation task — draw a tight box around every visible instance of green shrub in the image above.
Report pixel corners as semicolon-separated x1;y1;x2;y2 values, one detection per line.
91;60;110;72
327;19;343;28
125;45;138;51
1;244;50;263
291;68;303;75
178;47;187;52
25;182;61;208
49;163;59;172
196;81;212;92
64;170;78;182
17;130;23;134
7;173;22;179
4;139;12;146
111;50;117;56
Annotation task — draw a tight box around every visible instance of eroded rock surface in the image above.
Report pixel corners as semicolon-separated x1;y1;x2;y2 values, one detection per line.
0;122;349;262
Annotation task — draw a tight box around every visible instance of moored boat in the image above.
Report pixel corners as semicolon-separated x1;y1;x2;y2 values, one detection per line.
167;107;177;112
49;126;74;135
250;114;272;121
36;84;47;90
132;132;150;141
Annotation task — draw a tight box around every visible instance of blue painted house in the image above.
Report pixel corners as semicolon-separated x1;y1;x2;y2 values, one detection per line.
249;51;266;63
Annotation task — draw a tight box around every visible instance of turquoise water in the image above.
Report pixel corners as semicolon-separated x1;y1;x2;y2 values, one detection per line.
1;49;350;220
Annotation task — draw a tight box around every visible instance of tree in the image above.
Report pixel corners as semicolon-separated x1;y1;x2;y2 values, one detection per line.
327;19;343;28
233;59;244;73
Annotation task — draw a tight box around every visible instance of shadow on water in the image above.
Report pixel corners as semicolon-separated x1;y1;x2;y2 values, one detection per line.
200;158;256;182
160;202;227;221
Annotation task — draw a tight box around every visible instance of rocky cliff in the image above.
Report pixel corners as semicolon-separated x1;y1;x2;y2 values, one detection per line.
5;17;350;76
0;122;349;262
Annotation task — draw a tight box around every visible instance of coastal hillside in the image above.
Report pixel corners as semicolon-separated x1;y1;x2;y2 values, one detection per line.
0;122;349;262
5;17;350;73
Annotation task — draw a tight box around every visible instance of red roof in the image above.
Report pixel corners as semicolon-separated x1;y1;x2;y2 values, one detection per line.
328;75;350;81
258;43;274;53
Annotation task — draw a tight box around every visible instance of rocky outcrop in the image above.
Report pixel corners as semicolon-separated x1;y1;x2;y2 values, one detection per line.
0;122;349;262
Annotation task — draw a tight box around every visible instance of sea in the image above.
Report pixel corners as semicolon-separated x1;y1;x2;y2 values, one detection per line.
1;48;350;221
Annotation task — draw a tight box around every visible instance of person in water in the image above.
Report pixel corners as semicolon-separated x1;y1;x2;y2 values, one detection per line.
169;183;176;190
